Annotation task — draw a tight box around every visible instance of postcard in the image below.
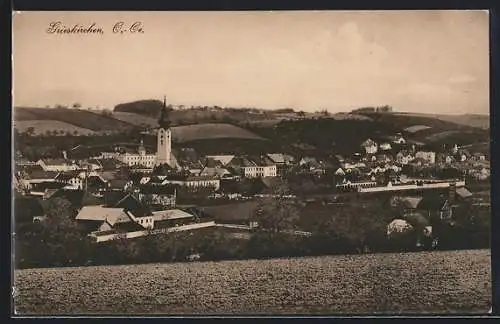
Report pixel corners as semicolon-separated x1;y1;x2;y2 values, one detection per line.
11;10;491;316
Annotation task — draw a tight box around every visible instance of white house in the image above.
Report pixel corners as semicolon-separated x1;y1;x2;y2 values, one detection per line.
244;165;277;178
361;139;378;155
379;143;392;151
392;136;406;144
396;152;415;165
162;175;221;191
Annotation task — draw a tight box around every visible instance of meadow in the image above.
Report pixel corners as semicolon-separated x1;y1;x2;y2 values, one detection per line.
13;249;491;315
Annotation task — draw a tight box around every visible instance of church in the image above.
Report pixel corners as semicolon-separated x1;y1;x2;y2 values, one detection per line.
103;96;180;170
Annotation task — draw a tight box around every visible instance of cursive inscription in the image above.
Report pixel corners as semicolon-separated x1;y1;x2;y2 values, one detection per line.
46;21;145;35
112;21;145;34
46;21;104;34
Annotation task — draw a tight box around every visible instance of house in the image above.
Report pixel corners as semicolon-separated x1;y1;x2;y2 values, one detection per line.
361;139;378;155
229;156;277;178
162;175;221;190
199;166;232;178
416;194;452;221
75;205;143;233
391;136;406;145
266;153;295;175
150;209;196;229
472;153;486;161
19;170;63;194
266;153;295;166
111;140;157;168
415;151;436;165
379;143;392;151
37;159;79;172
398;196;424;216
55;171;84;189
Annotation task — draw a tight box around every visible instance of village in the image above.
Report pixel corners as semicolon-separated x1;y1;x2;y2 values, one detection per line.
13;98;491;252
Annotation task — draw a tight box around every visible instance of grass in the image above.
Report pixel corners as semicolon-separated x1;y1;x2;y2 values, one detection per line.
13;120;96;136
13;249;491;315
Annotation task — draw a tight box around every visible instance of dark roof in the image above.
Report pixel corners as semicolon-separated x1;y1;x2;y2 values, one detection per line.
31;181;66;191
417;194;448;211
48;189;102;207
205;158;223;168
28;170;60;180
99;158;125;171
112;193;153;217
109;179;129;188
55;171;80;181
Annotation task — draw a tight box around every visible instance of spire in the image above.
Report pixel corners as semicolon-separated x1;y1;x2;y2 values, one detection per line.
158;95;171;129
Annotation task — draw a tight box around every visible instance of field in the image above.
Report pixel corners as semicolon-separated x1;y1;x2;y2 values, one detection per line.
13;120;96;136
13;249;491;315
14;107;135;132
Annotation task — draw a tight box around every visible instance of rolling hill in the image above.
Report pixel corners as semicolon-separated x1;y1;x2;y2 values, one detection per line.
355;112;489;148
171;123;265;143
13;105;489;159
14;107;135;133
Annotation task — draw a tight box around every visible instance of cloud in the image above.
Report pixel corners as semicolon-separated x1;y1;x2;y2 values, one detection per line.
448;74;476;84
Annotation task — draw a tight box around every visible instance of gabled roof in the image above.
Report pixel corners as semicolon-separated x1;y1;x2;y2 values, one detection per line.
456;187;473;199
55;171;81;181
417;194;448;211
205;155;235;166
204;158;224;168
76;206;131;226
113;193;153;217
400;196;423;209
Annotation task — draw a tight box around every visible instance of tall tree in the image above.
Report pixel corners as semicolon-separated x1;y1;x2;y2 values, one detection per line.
253;182;298;233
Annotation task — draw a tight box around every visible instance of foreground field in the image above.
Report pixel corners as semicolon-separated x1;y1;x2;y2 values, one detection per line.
13;249;491;315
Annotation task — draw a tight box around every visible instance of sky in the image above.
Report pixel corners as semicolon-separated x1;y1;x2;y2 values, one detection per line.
12;10;489;114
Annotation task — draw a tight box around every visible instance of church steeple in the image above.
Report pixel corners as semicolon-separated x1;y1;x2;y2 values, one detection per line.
158;95;171;129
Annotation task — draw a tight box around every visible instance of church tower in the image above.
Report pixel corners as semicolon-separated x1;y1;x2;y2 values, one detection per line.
155;96;172;166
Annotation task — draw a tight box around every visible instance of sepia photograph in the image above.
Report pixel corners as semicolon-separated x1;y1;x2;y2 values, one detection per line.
11;10;491;315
